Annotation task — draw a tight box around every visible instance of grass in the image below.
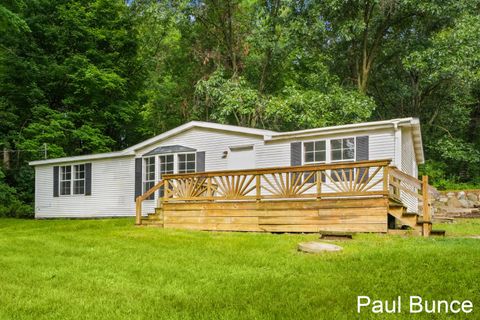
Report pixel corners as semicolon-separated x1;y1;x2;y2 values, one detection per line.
0;218;479;319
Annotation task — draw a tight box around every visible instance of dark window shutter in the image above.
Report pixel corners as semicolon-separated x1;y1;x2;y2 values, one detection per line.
85;163;92;195
356;136;369;182
53;166;59;197
196;151;205;172
135;158;142;201
290;142;302;166
356;136;369;161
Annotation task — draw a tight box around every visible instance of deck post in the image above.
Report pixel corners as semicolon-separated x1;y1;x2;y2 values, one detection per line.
206;177;212;198
135;197;142;225
422;175;431;237
316;171;322;199
164;179;169;202
383;166;389;195
255;175;261;201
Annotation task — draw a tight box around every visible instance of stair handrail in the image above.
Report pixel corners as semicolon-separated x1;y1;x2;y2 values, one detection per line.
388;166;437;237
389;166;438;196
135;180;164;225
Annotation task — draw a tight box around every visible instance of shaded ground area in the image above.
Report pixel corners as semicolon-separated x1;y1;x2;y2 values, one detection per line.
0;218;479;319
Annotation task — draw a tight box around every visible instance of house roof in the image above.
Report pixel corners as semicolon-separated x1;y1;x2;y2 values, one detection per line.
29;118;424;166
142;145;197;157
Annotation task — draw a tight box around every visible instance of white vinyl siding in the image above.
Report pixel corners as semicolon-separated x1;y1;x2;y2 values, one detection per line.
34;126;416;218
257;129;395;168
35;157;135;218
401;128;419;212
136;127;264;214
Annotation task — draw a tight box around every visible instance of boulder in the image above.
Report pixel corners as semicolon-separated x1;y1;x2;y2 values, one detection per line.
447;197;462;208
457;191;466;200
459;199;474;208
446;192;455;198
438;197;449;203
298;241;343;253
467;193;478;202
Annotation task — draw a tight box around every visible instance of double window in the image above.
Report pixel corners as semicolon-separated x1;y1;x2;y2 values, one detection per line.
59;164;85;195
303;138;356;164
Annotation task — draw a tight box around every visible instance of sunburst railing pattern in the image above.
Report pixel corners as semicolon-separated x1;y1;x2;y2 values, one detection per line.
159;159;392;202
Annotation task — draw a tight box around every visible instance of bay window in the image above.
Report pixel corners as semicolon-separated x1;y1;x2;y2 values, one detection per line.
144;157;155;199
178;153;196;173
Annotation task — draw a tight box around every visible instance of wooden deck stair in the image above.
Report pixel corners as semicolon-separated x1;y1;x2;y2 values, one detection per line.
388;198;444;236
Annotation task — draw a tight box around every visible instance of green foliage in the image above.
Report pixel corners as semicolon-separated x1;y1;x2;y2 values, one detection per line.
1;0;480;217
0;168;32;218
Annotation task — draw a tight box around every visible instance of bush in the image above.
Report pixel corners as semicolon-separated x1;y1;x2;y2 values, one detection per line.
0;168;34;218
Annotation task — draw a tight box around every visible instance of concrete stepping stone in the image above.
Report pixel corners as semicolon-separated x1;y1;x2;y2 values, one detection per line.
298;241;343;253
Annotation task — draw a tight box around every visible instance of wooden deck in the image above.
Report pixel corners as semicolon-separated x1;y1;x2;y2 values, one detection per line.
136;159;439;236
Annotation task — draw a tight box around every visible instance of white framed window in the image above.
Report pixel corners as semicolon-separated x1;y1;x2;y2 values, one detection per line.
331;137;355;162
60;166;72;195
178;153;196;173
73;164;85;195
143;157;155;200
303;141;326;164
159;154;174;178
59;164;86;196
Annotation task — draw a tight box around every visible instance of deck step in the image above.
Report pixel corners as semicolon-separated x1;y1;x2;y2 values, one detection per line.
387;229;421;236
430;229;446;237
140;219;163;226
146;213;162;220
403;212;419;217
319;231;354;240
389;198;406;208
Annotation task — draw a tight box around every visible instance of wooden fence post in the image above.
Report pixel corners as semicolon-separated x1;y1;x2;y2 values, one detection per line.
422;175;431;237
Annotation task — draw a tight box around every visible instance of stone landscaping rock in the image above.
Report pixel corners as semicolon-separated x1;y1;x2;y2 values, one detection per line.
446;192;455;198
298;241;343;253
465;235;480;239
457;191;466;200
447;197;463;208
467;193;478;202
459;199;473;208
439;197;449;203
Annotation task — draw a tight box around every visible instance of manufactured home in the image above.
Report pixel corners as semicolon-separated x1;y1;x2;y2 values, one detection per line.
30;118;439;235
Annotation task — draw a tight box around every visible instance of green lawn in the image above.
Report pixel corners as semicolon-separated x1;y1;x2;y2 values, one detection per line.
0;218;479;319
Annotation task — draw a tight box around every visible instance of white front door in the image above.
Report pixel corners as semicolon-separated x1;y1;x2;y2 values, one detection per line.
227;146;255;170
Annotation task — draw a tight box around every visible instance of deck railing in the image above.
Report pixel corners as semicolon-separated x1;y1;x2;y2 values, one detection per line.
388;166;438;236
161;159;391;202
135;159;438;230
